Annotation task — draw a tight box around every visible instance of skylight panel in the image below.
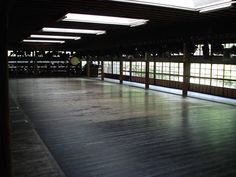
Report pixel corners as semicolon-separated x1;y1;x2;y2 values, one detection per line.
62;13;149;27
30;34;81;40
42;27;106;35
22;39;65;43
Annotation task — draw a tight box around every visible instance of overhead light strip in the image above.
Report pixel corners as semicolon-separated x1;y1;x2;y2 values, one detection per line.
62;13;149;27
111;0;195;11
199;2;233;13
110;0;234;12
30;34;81;40
42;27;106;35
22;39;65;43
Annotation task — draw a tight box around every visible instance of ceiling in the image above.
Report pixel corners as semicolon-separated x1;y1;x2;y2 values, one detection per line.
8;0;236;53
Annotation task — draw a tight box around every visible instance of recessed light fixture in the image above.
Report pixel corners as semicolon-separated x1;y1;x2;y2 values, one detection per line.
42;27;106;35
62;13;148;27
22;39;65;43
110;0;235;13
30;34;81;40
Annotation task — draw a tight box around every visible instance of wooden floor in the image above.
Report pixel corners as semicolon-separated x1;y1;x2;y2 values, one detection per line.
10;78;236;177
10;91;66;177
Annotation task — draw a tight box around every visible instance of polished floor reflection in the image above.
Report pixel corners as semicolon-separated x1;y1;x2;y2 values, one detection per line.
10;78;236;177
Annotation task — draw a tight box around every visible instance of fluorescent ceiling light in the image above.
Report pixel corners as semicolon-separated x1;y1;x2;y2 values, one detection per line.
62;13;148;27
198;1;234;13
110;0;234;12
22;39;65;43
42;27;106;35
111;0;195;10
30;34;81;40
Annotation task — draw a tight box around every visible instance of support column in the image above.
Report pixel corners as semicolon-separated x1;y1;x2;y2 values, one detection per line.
0;1;12;176
101;59;104;81
145;52;149;89
33;51;38;76
154;60;156;85
86;59;91;77
182;43;191;97
119;58;123;84
129;60;132;82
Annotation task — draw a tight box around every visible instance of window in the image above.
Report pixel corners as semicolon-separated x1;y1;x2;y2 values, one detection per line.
200;64;211;78
194;44;204;56
194;44;211;56
190;63;236;89
113;61;120;74
156;62;162;73
224;65;236;80
190;77;200;84
123;61;130;76
131;61;146;78
212;64;224;79
155;62;183;82
224;80;236;89
223;43;236;49
162;62;170;74
104;61;112;74
224;65;236;89
211;79;223;87
149;62;154;78
191;63;211;86
170;63;179;75
200;78;211;86
82;61;87;67
190;63;200;77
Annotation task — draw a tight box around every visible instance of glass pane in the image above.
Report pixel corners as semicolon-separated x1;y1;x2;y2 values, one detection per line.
162;74;170;80
132;62;137;71
156;74;163;80
224;80;236;89
190;63;200;77
170;76;179;81
200;78;211;85
141;62;146;72
190;77;199;84
149;62;154;72
200;64;211;78
149;73;154;78
211;79;223;87
163;62;170;74
156;62;162;73
123;71;130;76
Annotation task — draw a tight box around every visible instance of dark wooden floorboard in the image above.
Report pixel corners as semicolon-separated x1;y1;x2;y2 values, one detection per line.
10;90;67;177
10;78;236;177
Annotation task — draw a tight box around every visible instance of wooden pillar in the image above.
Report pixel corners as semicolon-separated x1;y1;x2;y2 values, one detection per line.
154;60;156;85
145;52;149;89
33;51;38;76
101;59;104;81
86;59;91;77
68;61;71;77
119;58;123;84
0;1;12;176
129;60;132;82
182;43;190;97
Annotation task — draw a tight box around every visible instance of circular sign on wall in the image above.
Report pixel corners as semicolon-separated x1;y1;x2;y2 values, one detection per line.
70;56;80;66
